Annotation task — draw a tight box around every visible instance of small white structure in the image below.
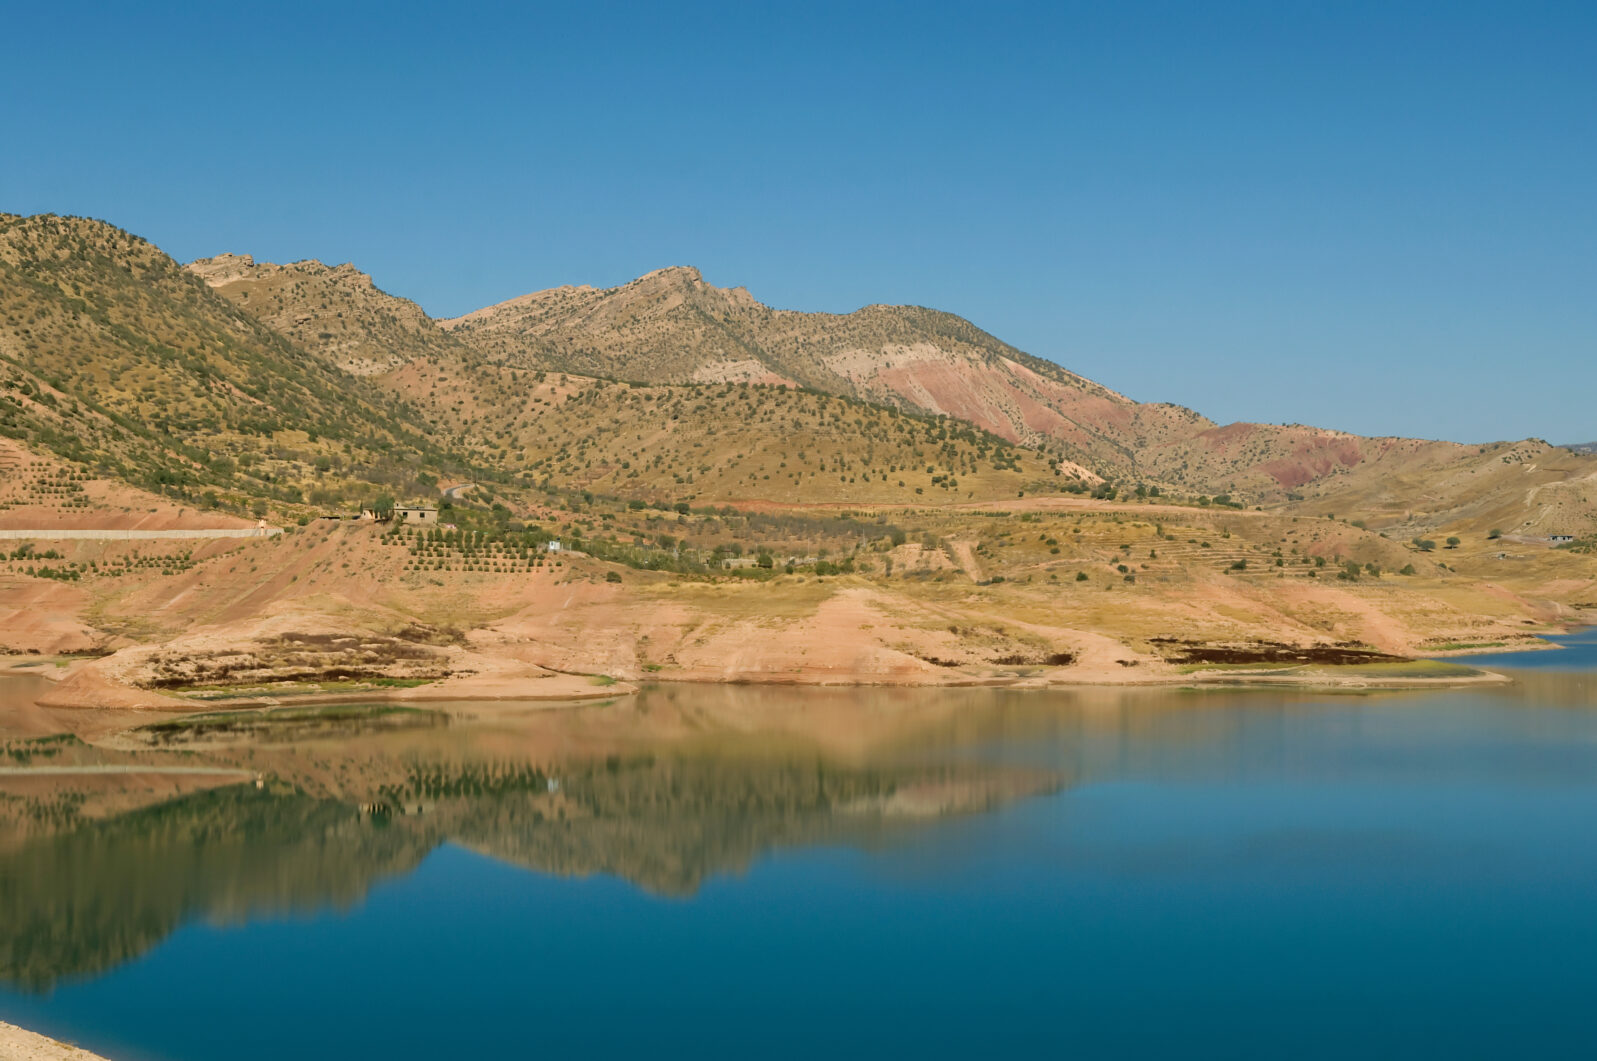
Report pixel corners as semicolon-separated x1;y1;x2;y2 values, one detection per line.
1550;534;1575;543
546;540;562;553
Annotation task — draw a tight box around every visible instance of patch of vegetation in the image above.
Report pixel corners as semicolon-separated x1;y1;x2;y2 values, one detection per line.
1151;638;1404;666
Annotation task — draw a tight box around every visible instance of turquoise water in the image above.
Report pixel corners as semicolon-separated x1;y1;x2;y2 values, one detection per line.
2;649;1596;1060
1441;627;1597;670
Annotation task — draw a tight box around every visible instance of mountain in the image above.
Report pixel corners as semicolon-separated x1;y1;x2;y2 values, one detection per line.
1565;442;1597;455
176;248;1597;530
437;266;1482;500
185;252;1067;505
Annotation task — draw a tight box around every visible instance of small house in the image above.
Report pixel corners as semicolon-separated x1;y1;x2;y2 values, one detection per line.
1549;534;1575;543
546;540;562;553
396;507;438;523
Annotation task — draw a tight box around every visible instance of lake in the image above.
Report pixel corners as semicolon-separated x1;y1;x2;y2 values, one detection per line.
2;640;1596;1060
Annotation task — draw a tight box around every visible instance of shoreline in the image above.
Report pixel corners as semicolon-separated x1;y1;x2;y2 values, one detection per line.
63;661;1514;714
8;631;1578;712
0;1022;113;1061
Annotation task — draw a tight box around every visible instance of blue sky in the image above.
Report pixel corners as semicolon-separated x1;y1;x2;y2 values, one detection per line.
2;1;1592;443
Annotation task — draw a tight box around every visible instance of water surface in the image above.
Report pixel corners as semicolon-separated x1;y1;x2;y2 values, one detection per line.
2;650;1596;1060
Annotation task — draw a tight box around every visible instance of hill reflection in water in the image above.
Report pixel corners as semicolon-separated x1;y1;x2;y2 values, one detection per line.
1;683;1093;990
3;673;1595;995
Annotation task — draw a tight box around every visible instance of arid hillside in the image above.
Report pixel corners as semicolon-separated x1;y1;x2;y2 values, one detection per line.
185;248;1088;508
0;214;477;508
187;252;478;377
436;265;1510;501
178;245;1597;523
1289;438;1597;540
381;366;1087;506
0;211;1592;697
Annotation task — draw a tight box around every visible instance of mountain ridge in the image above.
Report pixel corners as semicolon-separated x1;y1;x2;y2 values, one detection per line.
430;261;1493;500
179;243;1595;523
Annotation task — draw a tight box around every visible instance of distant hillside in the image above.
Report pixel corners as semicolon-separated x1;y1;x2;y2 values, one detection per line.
0;218;1081;516
1284;437;1597;539
178;249;1597;517
1565;442;1597;455
10;214;1584;534
438;266;1486;501
183;251;1075;506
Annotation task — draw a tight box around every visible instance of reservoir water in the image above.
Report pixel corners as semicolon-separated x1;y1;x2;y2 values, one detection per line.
1;640;1595;1060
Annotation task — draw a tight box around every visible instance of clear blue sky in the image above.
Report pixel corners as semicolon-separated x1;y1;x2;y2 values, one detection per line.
3;1;1592;444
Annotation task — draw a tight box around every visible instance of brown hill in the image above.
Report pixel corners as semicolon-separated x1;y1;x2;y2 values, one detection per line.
438;266;1501;502
181;248;1597;533
184;253;1093;506
0;214;475;507
187;252;477;377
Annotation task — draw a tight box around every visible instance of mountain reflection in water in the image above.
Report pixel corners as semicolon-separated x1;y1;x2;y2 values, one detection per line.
0;683;1094;991
5;668;1597;1060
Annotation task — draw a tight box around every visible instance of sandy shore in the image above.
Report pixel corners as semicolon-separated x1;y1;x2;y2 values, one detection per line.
0;637;1535;718
0;1023;113;1061
80;663;1515;718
